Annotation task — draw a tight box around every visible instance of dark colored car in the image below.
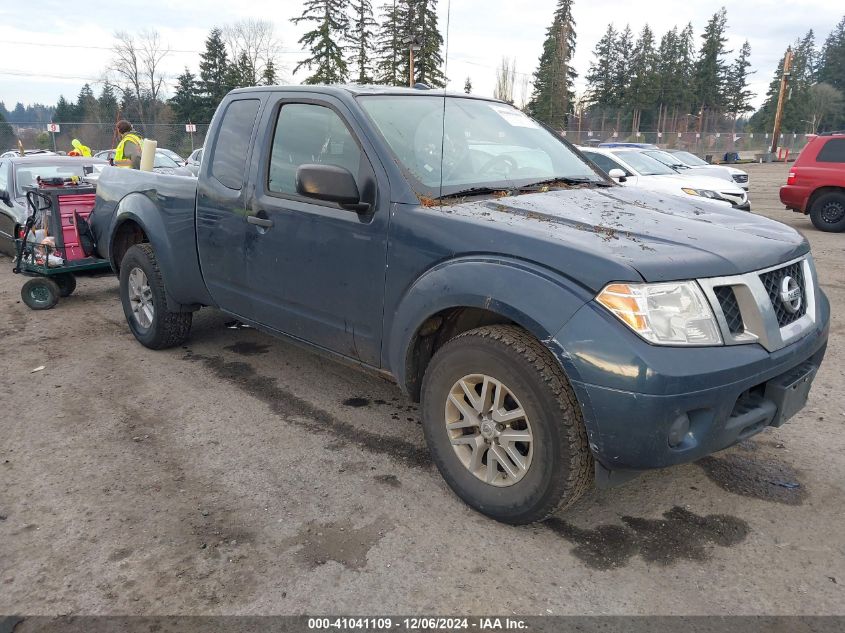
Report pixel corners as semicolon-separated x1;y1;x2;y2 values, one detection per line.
0;155;106;256
780;133;845;232
89;86;829;524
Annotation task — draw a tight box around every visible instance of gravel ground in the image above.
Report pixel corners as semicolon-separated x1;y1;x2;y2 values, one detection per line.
1;162;843;616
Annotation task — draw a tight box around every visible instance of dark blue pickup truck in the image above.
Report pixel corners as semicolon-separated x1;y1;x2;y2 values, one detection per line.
90;86;829;524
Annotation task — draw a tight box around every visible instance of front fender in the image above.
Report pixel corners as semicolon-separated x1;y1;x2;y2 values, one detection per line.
385;256;595;391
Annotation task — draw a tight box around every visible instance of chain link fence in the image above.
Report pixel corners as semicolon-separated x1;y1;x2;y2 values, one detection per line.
10;123;211;160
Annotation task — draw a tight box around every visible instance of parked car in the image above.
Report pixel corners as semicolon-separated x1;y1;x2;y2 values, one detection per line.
580;147;750;210
665;149;750;190
780;133;845;232
640;148;749;192
185;147;203;176
157;148;185;164
92;150;192;176
0;155;106;255
0;149;57;159
90;86;828;524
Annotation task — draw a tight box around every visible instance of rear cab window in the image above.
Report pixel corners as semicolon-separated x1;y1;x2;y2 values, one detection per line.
210;99;261;189
816;138;845;163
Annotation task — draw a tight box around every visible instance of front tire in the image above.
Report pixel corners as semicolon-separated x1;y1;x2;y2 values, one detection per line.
119;243;192;349
810;191;845;232
420;325;593;524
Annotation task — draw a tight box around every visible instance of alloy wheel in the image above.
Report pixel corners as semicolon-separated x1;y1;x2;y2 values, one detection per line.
445;374;533;487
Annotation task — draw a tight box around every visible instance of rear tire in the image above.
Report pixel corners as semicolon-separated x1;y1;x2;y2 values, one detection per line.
21;278;60;310
420;325;593;524
809;191;845;232
54;273;77;297
119;243;192;349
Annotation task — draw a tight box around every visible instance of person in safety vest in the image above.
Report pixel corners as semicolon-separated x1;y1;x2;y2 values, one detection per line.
113;120;143;168
71;139;91;157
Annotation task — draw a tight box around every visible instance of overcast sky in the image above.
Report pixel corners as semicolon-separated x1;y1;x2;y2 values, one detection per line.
1;0;842;118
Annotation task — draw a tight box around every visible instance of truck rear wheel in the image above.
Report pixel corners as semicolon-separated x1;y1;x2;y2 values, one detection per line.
119;244;192;349
809;191;845;232
420;325;593;524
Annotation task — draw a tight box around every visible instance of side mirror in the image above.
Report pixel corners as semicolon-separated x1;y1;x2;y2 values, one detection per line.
608;168;627;183
0;189;11;206
296;164;370;213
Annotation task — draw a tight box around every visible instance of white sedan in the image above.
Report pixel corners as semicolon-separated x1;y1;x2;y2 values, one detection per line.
667;149;750;190
580;147;750;211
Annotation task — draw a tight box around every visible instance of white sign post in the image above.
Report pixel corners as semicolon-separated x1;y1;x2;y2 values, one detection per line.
185;123;197;151
47;122;60;152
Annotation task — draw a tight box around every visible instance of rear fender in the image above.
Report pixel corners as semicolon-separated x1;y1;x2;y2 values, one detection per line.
110;192;210;311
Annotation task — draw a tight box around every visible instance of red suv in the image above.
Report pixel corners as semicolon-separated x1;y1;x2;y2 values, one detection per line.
780;133;845;232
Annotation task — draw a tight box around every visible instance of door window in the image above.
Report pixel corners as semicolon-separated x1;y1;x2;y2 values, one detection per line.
210;99;260;190
268;103;363;196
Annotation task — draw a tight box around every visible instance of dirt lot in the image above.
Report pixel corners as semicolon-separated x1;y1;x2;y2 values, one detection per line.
1;162;843;616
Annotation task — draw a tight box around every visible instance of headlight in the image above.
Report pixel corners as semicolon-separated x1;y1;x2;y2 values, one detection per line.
681;187;721;199
596;281;723;346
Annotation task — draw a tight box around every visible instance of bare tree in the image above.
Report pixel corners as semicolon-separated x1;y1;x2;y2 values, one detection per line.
109;30;170;127
223;19;283;86
493;57;516;103
808;82;843;132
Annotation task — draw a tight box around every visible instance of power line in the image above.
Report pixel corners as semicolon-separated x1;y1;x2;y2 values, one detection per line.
0;39;308;55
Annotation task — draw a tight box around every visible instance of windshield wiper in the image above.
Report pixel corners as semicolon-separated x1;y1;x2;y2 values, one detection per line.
436;186;516;200
519;176;612;189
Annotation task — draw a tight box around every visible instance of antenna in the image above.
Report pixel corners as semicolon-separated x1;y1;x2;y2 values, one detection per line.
444;0;451;78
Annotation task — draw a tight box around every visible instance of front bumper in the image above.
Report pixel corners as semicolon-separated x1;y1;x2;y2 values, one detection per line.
550;290;830;474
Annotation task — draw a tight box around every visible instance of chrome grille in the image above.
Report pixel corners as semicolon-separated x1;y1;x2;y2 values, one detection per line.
760;262;807;327
713;286;744;334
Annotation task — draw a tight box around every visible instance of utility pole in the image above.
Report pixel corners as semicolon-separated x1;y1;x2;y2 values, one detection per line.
770;48;794;156
403;35;422;87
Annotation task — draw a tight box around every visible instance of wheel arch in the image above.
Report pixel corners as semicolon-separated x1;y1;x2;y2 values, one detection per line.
386;257;593;401
806;186;845;214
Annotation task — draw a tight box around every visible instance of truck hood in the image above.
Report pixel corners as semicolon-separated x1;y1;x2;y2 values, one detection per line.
444;185;807;287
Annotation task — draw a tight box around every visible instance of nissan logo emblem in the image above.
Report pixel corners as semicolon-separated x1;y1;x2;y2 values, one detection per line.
780;276;802;314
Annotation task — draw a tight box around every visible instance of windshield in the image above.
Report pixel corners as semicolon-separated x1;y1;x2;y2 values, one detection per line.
14;163;93;196
612;151;677;176
643;150;687;169
358;95;603;198
672;150;709;166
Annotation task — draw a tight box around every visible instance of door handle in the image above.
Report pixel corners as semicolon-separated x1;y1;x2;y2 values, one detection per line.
247;215;274;228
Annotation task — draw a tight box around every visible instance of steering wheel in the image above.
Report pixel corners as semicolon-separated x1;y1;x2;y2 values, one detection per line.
478;154;518;177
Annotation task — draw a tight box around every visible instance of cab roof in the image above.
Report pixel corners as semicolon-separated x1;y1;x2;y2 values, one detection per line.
228;84;501;102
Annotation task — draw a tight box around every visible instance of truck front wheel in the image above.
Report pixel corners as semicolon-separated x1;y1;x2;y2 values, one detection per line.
420;325;593;524
119;244;192;349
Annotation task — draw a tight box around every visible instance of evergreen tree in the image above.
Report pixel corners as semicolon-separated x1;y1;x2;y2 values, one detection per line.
694;7;731;130
262;59;278;86
526;0;577;128
292;0;349;84
76;84;98;121
170;68;201;122
586;24;617;111
349;0;377;83
227;51;257;88
199;27;231;121
627;25;659;132
409;0;446;87
0;111;14;151
98;83;120;124
725;40;754;128
374;1;403;85
818;16;845;94
464;76;472;94
53;96;74;123
609;25;634;131
12;103;27;123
